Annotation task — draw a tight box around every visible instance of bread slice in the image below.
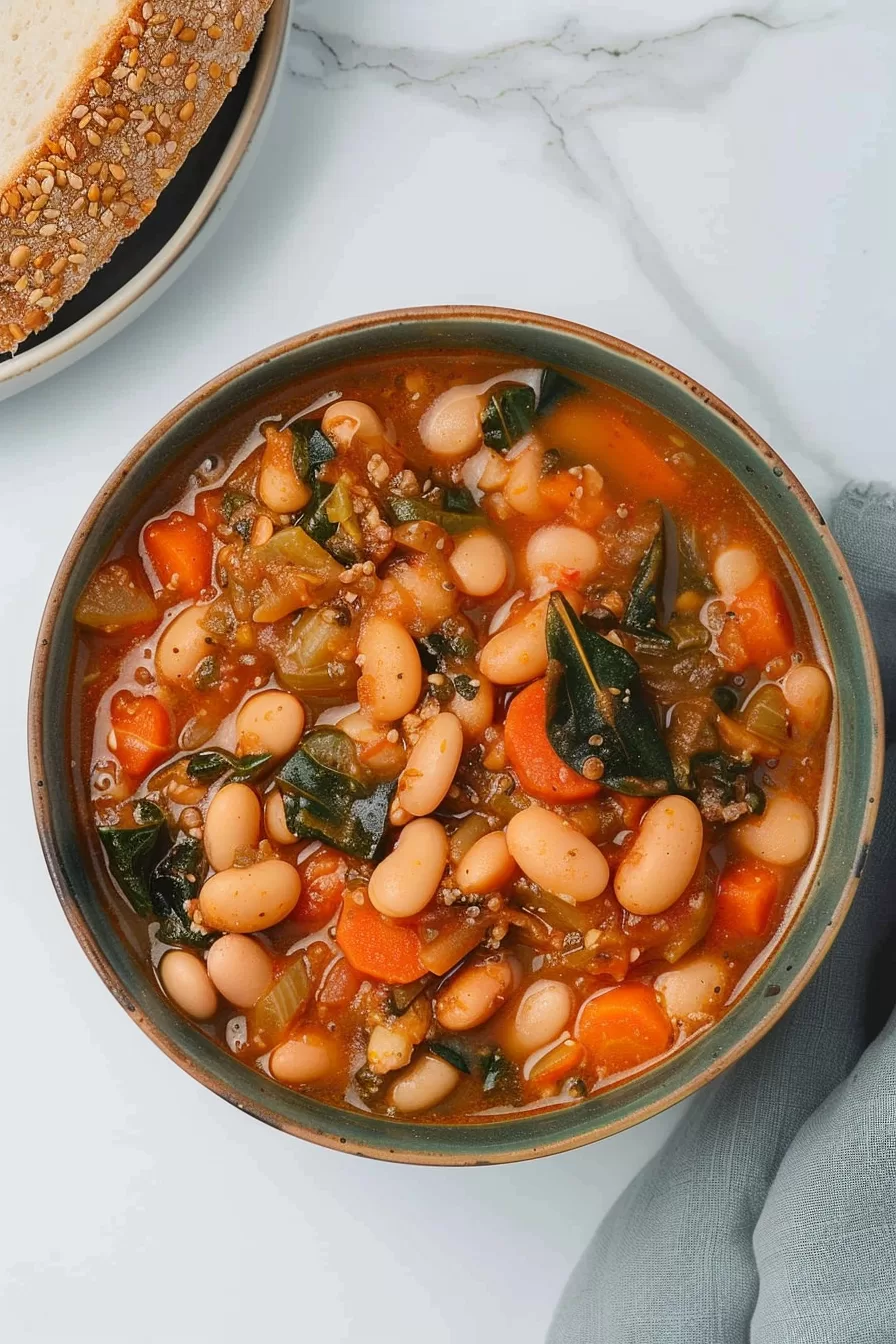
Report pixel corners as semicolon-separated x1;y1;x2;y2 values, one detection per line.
0;1;273;353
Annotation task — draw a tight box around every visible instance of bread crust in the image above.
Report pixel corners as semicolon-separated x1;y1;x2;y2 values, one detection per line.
0;0;273;353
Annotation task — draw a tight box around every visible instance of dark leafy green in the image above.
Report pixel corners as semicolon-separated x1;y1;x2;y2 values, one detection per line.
193;655;221;690
278;728;395;860
452;674;478;702
417;617;478;672
300;479;337;546
429;1042;471;1074
690;752;766;823
538;368;581;413
480;1046;517;1096
442;485;478;513
622;520;669;641
675;519;716;596
544;593;674;796
290;419;337;481
186;748;273;784
388;976;433;1015
97;800;167;917
481;385;536;452
221;490;253;521
150;836;211;947
386;495;482;535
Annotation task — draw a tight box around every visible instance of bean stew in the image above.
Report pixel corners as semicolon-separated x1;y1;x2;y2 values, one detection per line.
76;355;833;1120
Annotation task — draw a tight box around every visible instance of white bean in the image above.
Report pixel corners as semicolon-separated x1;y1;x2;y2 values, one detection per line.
654;953;731;1023
712;546;760;596
236;690;305;758
367;818;448;918
270;1030;339;1085
264;789;296;846
388;1052;460;1114
435;956;518;1031
525;525;602;589
387;555;457;634
504;440;546;517
397;712;464;816
206;933;274;1008
449;531;508;597
322;400;387;450
783;665;831;740
735;794;815;866
357;615;423;721
506;979;574;1057
505;807;609;902
448;673;494;740
478;598;548;685
455;830;517;895
155;604;219;685
257;429;310;514
614;795;703;916
367;1024;414;1075
199;859;301;933
159;950;218;1020
418;387;482;460
203;782;262;872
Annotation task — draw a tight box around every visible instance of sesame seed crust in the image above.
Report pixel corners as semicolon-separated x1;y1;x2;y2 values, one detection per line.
0;2;273;353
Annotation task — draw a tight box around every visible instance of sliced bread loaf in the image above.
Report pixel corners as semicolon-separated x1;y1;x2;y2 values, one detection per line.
0;1;273;353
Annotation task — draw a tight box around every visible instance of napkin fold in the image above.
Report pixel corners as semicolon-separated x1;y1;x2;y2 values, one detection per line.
549;485;896;1344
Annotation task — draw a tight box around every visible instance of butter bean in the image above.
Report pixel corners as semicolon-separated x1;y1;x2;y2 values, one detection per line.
199;859;301;933
448;672;494;740
506;979;574;1057
322;399;387;450
368;817;448;918
397;712;464;816
206;933;274;1008
435;955;518;1031
449;531;508;597
236;690;305;758
735;794;815;866
159;950;217;1020
263;789;296;846
712;546;760;596
654;953;731;1023
388;1052;460;1113
783;665;831;740
614;795;703;916
525;525;602;588
155;604;219;685
505;806;609;902
455;830;517;895
270;1029;340;1085
418;387;482;460
478;598;549;685
203;782;262;872
358;615;423;721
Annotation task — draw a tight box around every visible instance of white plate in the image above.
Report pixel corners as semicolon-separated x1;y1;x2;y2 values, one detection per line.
0;0;291;404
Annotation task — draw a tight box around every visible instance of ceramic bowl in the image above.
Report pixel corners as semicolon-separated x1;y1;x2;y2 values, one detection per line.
29;307;884;1164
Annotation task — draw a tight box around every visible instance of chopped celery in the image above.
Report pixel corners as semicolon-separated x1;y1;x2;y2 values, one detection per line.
249;956;310;1053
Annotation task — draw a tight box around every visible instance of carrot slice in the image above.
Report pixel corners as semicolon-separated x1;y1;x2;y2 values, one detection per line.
576;982;673;1076
713;859;779;940
336;894;424;985
527;1038;586;1089
193;489;226;532
543;401;686;502
504;678;600;804
109;690;172;780
143;511;213;599
294;848;350;930
719;574;794;672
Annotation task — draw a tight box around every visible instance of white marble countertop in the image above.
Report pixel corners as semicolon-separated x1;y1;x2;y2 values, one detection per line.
2;3;894;1340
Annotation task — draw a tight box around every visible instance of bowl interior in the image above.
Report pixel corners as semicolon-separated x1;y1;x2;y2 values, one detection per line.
31;309;882;1164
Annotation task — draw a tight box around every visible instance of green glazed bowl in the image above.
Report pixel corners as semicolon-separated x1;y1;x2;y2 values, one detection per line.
29;307;884;1165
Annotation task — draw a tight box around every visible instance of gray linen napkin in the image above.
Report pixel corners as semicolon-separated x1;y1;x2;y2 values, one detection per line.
549;485;896;1344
